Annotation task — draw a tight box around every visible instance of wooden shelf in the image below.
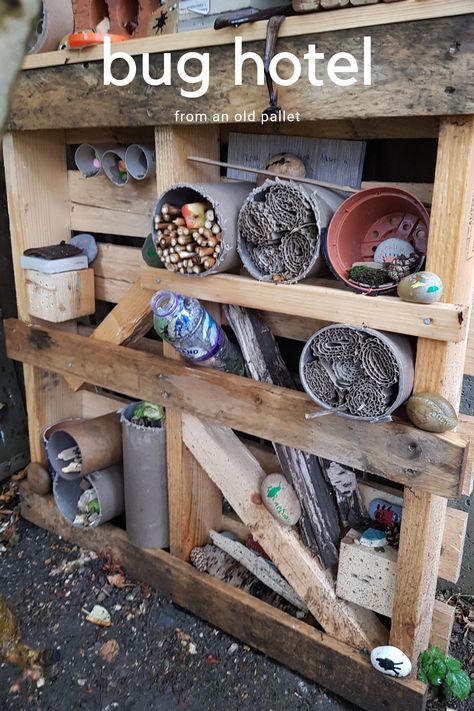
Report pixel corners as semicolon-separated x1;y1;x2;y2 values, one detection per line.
5;318;469;498
141;267;467;343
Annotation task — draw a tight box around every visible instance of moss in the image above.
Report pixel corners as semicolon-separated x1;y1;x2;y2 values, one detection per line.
348;265;391;288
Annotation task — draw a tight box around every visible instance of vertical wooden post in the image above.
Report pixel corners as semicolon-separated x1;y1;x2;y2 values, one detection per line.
2;130;83;463
390;116;474;662
154;125;222;559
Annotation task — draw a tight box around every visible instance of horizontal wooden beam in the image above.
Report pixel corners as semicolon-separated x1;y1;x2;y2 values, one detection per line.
20;490;426;711
10;15;473;129
5;319;468;497
21;0;473;71
142;268;467;343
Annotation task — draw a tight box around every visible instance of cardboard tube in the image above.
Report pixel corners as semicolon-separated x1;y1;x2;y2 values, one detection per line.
53;463;124;527
48;413;123;480
238;180;344;285
125;144;156;180
27;0;74;54
102;147;129;186
152;182;253;277
121;404;169;549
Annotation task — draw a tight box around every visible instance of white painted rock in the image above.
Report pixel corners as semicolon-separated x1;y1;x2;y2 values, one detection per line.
260;474;301;526
371;646;412;678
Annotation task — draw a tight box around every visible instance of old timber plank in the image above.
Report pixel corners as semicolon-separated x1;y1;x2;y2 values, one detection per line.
9;16;474;129
20;490;426;711
5;320;468;498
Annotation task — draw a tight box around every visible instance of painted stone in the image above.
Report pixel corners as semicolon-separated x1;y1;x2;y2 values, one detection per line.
368;498;402;526
359;527;387;548
260;474;301;526
371;646;412;678
256;152;306;186
397;271;443;303
406;392;458;433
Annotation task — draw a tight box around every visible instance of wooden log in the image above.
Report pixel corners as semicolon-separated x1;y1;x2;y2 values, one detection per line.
181;414;388;650
225;304;341;568
20;489;427;711
390;116;474;663
5;319;470;498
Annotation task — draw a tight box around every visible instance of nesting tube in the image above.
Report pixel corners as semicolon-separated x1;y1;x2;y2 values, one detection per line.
48;413;123;480
27;0;74;54
74;144;117;178
42;418;82;478
121;404;169;549
152;182;253;276
238;179;344;284
102;147;129;186
300;324;414;421
53;464;125;528
125;144;156;180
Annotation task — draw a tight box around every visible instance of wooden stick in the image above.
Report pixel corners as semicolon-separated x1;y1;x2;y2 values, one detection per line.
187;156;359;193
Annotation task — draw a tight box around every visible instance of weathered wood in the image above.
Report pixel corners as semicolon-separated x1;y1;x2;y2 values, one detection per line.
156;124;222;560
5;319;469;498
94;244;142;303
9;16;473;130
143;269;466;343
25;268;95;323
431;601;456;656
390;116;474;663
2;131;83;462
226;304;341;568
182;414;388;649
65;282;153;391
20;0;473;71
20;489;427;711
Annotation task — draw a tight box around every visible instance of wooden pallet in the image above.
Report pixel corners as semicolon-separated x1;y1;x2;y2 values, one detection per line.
3;7;474;710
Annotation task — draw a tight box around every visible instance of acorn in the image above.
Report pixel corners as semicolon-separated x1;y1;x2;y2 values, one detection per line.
406;392;458;433
397;271;443;304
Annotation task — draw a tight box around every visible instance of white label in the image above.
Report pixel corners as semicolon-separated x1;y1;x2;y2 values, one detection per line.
180;0;210;14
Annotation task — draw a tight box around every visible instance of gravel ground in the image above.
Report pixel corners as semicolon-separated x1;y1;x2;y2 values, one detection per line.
0;520;355;711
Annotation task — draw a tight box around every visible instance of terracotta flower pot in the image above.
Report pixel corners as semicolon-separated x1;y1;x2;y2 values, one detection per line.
324;187;430;294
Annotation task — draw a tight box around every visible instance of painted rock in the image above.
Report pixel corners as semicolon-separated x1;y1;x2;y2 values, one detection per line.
397;271;443;303
359;528;387;548
260;474;301;526
368;498;402;526
371;646;412;678
256;152;306;186
26;462;51;495
406;392;458;433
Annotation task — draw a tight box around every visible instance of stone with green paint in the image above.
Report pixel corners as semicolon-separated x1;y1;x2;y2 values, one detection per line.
260;474;301;527
397;271;443;304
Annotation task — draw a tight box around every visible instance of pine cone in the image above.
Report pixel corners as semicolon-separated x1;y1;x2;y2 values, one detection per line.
385;522;400;548
387;254;419;282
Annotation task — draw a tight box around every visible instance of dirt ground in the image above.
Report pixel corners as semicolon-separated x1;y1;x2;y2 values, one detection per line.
0;519;356;711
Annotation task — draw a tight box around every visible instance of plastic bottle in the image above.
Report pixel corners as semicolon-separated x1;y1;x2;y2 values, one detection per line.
151;290;245;376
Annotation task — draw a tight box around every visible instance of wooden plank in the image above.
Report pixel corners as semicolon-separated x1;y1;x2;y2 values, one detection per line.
142;268;467;343
69;170;155;217
10;16;474;130
70;203;149;238
81;390;131;418
458;415;474;496
391;116;474;663
248;448;468;584
182;414;388;649
156;124;222;560
65;282;153;391
20;490;427;711
2;131;83;462
21;0;473;71
94;243;142;303
361;182;434;205
66;127;155;145
25;268;95;323
5;319;469;498
431;601;456;655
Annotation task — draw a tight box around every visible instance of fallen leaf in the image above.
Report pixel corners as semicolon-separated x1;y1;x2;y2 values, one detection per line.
99;639;119;663
175;629;191;643
106;573;129;589
84;605;112;627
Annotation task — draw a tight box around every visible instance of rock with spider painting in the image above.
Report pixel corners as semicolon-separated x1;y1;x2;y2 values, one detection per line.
370;646;412;678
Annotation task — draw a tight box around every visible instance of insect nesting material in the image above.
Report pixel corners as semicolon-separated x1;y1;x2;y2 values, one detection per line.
153;201;222;275
300;324;415;421
238;180;327;284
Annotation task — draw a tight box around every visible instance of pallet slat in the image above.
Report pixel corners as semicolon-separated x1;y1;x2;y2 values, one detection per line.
141;268;466;343
5;319;469;498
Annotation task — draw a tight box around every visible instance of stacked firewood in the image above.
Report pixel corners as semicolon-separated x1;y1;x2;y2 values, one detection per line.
293;0;405;10
153;202;222;275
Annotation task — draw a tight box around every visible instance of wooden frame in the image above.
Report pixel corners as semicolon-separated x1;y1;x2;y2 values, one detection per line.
3;9;474;710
